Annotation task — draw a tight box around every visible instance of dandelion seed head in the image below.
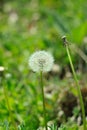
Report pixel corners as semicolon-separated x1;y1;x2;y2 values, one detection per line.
29;51;54;72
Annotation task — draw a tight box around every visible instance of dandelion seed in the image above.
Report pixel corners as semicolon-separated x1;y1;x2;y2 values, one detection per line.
29;51;54;72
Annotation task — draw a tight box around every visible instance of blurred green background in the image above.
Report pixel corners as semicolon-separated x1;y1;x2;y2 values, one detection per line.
0;0;87;129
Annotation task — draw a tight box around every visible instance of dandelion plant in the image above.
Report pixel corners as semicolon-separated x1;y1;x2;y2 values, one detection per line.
62;36;86;130
29;51;54;130
0;66;17;130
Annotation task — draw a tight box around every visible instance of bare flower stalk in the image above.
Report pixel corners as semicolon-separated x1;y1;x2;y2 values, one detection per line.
62;36;86;130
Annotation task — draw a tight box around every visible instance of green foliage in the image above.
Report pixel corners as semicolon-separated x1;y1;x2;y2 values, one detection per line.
48;124;58;130
58;124;78;130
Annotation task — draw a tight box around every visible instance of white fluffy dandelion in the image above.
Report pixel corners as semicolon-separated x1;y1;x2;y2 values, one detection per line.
29;50;54;72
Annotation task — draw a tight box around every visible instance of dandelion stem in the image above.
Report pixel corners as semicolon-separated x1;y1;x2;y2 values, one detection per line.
66;45;86;130
1;78;17;130
40;71;48;130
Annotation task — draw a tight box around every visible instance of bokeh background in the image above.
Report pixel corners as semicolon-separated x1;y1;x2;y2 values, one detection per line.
0;0;87;129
